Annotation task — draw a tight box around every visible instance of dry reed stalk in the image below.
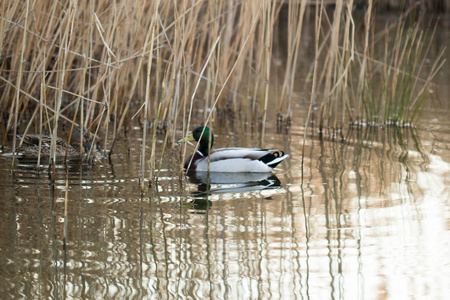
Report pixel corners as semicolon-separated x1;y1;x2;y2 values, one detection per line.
52;1;78;165
181;36;221;172
278;0;307;118
63;167;69;244
303;0;326;162
355;0;372;123
146;12;159;190
38;78;44;166
308;1;325;131
260;0;282;144
10;0;30;166
321;0;344;129
0;1;445;176
135;4;158;192
204;2;263;127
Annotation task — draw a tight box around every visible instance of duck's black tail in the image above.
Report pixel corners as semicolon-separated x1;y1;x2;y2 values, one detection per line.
259;151;288;168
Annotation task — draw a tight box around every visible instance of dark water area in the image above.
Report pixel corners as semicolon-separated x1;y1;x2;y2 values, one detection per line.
1;22;449;300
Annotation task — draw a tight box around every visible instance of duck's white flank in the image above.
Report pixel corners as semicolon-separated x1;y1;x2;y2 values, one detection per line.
193;147;288;173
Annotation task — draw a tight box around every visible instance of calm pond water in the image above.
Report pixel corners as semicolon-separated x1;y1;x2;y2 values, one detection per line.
1;22;449;300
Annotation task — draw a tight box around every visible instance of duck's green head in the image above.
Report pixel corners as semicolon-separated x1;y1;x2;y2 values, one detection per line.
179;126;214;156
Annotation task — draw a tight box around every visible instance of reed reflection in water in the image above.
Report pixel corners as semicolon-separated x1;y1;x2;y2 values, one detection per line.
0;120;449;299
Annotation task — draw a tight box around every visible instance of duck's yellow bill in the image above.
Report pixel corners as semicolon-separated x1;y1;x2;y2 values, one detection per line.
178;133;195;144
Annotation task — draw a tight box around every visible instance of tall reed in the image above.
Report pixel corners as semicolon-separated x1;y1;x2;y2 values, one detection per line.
0;1;445;175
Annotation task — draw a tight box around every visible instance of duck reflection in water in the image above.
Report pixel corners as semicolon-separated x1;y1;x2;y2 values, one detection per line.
186;171;282;209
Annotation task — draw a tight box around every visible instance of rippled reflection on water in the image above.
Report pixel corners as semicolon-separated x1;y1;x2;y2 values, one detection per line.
0;112;449;299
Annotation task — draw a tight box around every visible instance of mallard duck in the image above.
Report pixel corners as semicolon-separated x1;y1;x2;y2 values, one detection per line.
14;128;94;160
178;126;288;172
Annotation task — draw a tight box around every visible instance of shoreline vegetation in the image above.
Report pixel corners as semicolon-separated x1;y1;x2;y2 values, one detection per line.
0;0;446;185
